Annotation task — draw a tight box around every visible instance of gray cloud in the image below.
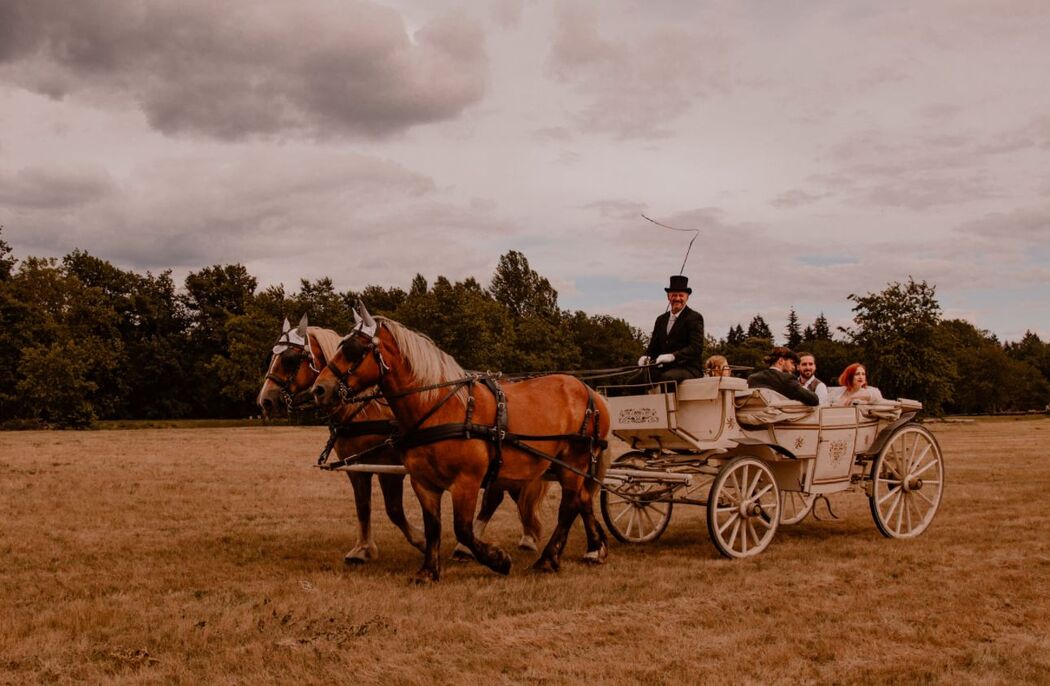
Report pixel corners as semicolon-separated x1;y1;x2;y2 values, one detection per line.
0;166;115;209
546;3;728;140
0;0;488;140
957;207;1050;244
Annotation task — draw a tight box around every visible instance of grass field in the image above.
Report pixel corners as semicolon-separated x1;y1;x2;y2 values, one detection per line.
2;418;1048;684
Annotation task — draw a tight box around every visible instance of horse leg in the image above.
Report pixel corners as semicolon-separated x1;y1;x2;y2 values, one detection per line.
408;478;443;583
514;479;548;552
578;474;608;565
450;478;511;576
378;473;425;552
452;485;505;561
344;473;378;564
532;476;582;574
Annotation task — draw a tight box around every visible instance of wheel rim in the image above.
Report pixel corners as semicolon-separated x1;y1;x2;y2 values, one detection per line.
870;426;944;539
780;490;815;526
707;458;780;558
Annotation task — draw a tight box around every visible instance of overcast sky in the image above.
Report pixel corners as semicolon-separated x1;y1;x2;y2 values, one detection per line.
1;0;1047;342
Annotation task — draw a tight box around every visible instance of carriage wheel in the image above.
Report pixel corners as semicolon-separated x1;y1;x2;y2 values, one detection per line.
869;424;944;539
706;456;780;559
779;491;816;526
600;451;674;544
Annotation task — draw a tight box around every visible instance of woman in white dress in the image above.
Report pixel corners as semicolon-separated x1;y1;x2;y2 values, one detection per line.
834;362;884;406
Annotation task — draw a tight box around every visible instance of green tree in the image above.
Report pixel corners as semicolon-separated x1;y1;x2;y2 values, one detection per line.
489;250;558;321
846;278;955;413
812;313;832;341
785;308;802;349
746;315;773;342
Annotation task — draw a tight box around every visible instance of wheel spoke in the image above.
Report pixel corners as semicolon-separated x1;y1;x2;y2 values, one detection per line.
747;520;760;549
904;494;913;532
893;491;905;534
907;443;932;475
911;456;938;479
719;512;740;535
883;488;903;522
753;483;774;501
913;488;936;508
746;468;762;499
612;503;632;525
641;505;658;533
727;518;741;550
731;469;743;498
740;519;748;554
626;507;638;538
878;483;902;505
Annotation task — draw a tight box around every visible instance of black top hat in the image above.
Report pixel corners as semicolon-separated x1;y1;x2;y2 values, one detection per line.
664;274;692;294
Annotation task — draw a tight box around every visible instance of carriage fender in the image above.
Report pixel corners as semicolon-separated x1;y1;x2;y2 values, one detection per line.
728;436;798;460
858;415;922;459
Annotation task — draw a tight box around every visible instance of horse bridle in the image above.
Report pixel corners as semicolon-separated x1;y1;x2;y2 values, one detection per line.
266;342;321;410
327;326;390;403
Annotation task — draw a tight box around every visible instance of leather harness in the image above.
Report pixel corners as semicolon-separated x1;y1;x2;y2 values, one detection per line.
317;325;608;487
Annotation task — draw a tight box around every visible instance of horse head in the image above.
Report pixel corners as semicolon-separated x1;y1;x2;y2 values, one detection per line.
257;314;322;417
311;301;389;408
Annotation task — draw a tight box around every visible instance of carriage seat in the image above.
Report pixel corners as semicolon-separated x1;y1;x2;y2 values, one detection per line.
733;388;816;426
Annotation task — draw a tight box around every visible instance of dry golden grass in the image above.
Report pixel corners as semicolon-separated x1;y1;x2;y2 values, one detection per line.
2;418;1049;685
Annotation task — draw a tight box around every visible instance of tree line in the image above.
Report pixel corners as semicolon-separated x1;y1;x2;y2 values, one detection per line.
1;228;1047;427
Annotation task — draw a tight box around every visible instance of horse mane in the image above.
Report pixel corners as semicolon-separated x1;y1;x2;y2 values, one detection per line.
307;326;343;364
375;317;468;404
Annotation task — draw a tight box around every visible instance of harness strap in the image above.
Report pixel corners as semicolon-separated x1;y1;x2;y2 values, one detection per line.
479;376;506;490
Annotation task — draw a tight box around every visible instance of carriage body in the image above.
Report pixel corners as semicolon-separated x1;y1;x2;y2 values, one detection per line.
601;376;942;557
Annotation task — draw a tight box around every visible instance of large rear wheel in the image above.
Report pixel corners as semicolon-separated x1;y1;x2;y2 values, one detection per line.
706;456;780;558
869;424;944;538
600;451;674;544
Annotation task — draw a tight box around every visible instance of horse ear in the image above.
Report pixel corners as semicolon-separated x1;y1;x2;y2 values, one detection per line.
352;307;362;327
281;317;291;332
357;300;376;328
297;314;309;338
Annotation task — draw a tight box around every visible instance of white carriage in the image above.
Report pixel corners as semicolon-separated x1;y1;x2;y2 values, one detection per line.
599;376;945;558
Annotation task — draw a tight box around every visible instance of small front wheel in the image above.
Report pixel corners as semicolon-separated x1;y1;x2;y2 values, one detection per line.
706;456;780;558
869;424;944;538
779;491;816;526
600;451;674;544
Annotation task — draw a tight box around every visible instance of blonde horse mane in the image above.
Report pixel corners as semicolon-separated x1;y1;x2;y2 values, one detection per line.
307;326;343;365
375;317;468;404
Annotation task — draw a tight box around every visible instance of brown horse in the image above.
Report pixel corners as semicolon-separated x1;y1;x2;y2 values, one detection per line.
311;305;610;582
258;316;424;562
258;316;547;563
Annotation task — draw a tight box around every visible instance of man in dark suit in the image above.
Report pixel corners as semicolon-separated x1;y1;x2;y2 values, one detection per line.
637;275;704;383
747;347;820;406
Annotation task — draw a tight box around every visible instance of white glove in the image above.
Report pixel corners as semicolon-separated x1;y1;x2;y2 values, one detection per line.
655;353;675;365
637;355;650;367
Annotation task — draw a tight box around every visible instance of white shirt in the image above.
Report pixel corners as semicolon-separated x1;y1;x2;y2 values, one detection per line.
801;376;828;405
666;313;677;334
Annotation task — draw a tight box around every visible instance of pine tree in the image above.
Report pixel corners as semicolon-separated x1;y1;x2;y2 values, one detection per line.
813;313;831;341
785;308;802;349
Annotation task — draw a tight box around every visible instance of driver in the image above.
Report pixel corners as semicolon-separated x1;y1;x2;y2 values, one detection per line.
637;275;704;383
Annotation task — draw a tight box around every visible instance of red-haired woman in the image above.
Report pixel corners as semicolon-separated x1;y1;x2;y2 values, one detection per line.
834;363;884;406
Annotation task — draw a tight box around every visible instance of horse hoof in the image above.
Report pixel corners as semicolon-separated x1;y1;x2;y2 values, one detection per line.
344;546;377;565
532;557;559;574
581;547;607;565
410;569;439;585
489;550;512;576
451;546;475;562
518;535;539;552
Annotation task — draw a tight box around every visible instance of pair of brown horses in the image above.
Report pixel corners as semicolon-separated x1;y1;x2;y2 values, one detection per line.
256;316;547;567
309;303;611;583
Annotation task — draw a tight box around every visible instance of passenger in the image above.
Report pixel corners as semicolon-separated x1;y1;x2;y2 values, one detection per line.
796;351;828;405
704;354;732;377
834;363;884;406
637;275;704;384
747;347;820;406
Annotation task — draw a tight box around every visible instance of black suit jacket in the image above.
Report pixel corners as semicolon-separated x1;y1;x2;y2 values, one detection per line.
646;306;704;378
747;368;820;406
